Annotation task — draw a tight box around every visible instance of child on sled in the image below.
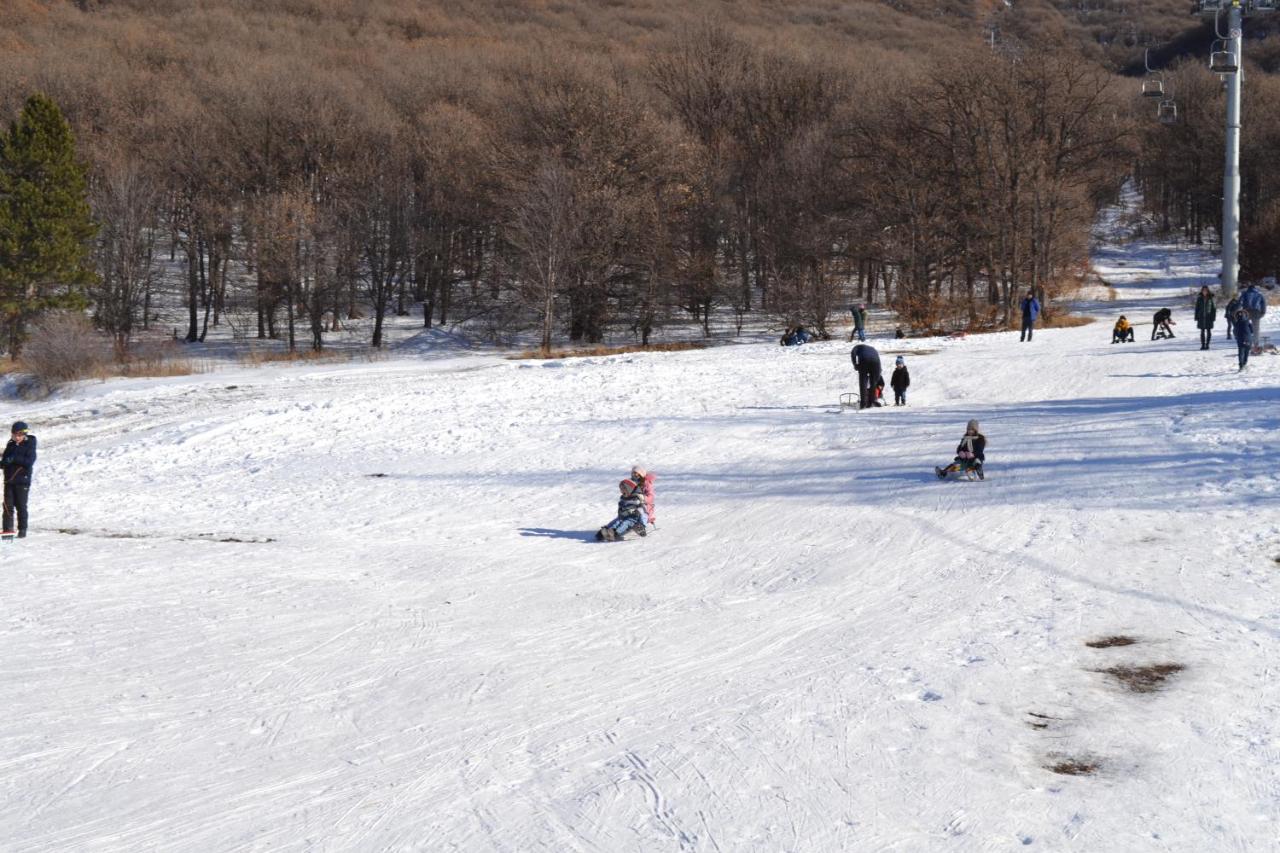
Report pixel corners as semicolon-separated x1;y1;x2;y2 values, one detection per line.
597;478;649;541
935;420;986;480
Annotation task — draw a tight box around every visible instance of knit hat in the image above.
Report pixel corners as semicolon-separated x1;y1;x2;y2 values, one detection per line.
966;419;979;433
895;356;904;365
10;421;27;434
630;465;647;480
619;478;638;495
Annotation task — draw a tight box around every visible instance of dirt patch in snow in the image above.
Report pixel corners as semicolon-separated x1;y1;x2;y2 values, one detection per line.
1096;663;1184;693
1085;635;1138;648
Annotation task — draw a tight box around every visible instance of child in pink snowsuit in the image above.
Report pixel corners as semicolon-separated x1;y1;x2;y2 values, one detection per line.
631;466;655;527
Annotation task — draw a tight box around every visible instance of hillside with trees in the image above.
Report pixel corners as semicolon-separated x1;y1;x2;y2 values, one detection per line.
0;0;1278;358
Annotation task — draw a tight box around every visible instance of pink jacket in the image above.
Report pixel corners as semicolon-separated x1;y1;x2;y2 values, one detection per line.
635;472;656;524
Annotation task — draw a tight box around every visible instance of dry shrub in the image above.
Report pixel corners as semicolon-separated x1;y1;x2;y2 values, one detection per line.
19;312;113;393
238;347;385;366
119;339;206;377
507;342;706;360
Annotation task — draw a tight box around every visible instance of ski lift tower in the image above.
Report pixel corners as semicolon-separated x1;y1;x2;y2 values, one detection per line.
1201;0;1275;297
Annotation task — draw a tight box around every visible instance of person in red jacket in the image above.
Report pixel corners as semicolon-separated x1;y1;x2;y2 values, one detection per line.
630;465;656;527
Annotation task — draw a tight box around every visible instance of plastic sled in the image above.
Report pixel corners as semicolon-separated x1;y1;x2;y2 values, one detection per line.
935;462;984;481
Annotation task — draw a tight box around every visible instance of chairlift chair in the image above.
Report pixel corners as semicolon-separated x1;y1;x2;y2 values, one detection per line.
1141;78;1165;97
1210;48;1239;74
1158;100;1178;124
1198;0;1226;13
1251;0;1276;12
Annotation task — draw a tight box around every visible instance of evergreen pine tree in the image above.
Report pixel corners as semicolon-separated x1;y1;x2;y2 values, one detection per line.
0;93;97;355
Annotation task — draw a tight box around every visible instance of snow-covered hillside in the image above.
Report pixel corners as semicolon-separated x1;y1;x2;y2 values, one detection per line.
3;221;1278;851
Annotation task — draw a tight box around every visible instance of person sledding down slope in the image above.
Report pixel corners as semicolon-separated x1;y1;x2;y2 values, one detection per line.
597;479;649;541
630;465;656;528
935;420;986;481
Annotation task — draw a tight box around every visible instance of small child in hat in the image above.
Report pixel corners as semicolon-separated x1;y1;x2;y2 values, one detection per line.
890;356;910;406
597;478;649;541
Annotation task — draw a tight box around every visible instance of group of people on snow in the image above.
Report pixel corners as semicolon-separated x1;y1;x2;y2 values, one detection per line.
1112;282;1268;371
596;466;656;541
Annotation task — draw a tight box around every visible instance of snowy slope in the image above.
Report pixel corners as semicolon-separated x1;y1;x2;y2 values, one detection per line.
2;218;1278;852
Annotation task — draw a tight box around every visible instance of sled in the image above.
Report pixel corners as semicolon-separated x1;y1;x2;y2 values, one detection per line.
0;530;16;542
935;464;984;482
840;393;884;410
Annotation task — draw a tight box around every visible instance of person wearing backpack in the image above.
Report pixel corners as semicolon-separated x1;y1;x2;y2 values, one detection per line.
1240;283;1267;353
1194;286;1217;350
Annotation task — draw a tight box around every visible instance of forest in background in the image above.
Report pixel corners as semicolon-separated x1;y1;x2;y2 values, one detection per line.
1;0;1279;356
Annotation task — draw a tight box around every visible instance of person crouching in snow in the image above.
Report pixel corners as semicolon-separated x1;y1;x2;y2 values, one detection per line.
890;356;910;405
1112;316;1134;343
936;419;986;480
630;465;655;528
597;479;648;541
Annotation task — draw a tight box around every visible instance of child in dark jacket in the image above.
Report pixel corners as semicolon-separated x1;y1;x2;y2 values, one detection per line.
935;419;986;480
890;356;910;406
596;479;649;541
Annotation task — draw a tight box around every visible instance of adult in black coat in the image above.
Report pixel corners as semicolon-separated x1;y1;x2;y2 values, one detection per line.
1194;286;1217;350
850;344;883;409
2;421;37;537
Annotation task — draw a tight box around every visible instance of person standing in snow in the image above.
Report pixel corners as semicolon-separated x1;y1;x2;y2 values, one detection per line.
1224;293;1241;341
849;304;867;342
1194;286;1217;350
2;421;37;538
1233;308;1254;370
851;343;883;409
1240;283;1267;352
630;466;656;528
1019;290;1040;342
1151;307;1176;340
890;356;910;406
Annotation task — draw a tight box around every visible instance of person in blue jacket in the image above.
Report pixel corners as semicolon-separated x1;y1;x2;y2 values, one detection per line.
2;421;37;537
1020;290;1040;342
1240;283;1267;352
1233;308;1254;371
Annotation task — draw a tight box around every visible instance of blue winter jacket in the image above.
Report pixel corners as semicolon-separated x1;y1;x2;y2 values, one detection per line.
2;434;37;486
1021;297;1040;321
1232;313;1254;345
1241;287;1267;316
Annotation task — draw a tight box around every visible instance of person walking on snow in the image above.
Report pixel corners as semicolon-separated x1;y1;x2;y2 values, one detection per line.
1019;290;1040;342
1194;286;1217;350
1233;308;1254;370
1240;283;1267;353
630;466;655;528
849;304;867;342
1224;293;1241;341
596;478;648;541
851;344;883;409
2;421;37;538
890;356;910;406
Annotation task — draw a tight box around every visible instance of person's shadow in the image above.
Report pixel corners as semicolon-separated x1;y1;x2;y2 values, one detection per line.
518;527;598;543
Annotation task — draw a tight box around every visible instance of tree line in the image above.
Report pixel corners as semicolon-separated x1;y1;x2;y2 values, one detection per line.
0;2;1224;354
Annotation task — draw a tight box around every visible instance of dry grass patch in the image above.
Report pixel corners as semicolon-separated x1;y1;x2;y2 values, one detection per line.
508;342;707;360
238;347;385;366
1096;663;1185;694
1045;756;1101;776
1085;635;1138;648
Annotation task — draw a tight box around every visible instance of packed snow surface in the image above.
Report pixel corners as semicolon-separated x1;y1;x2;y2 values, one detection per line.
3;223;1279;852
